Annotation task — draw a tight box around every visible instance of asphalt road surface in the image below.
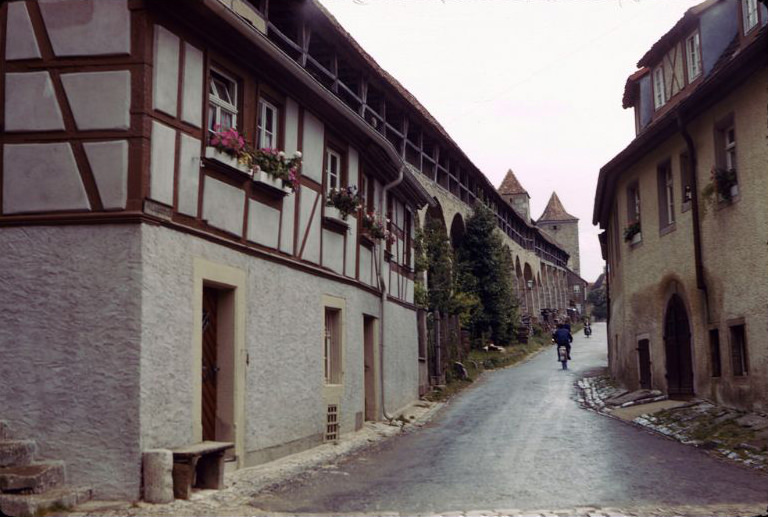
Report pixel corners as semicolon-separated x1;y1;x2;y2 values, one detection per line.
251;323;768;515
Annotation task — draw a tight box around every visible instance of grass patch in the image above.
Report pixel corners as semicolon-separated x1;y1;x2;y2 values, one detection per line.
423;334;553;402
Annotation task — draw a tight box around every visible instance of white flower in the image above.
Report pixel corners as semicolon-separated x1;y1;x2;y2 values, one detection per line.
254;165;261;173
294;151;302;159
278;151;286;160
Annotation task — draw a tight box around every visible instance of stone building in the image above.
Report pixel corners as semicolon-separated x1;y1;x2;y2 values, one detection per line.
593;0;768;410
0;0;578;508
538;192;581;276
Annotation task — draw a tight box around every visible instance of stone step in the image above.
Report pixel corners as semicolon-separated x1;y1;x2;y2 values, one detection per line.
0;441;37;468
0;462;65;494
0;485;92;517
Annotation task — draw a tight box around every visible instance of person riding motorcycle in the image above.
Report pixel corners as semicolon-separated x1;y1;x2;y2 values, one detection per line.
552;323;573;360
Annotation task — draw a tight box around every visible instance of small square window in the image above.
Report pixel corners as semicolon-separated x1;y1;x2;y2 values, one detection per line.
730;324;748;376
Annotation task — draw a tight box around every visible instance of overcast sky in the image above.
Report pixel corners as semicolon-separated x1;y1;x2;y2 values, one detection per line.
318;0;703;283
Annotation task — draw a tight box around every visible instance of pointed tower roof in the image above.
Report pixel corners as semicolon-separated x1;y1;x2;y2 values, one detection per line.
498;169;529;197
538;192;578;222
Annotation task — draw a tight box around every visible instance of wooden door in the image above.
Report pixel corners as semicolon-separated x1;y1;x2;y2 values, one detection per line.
664;295;694;395
638;339;652;390
202;286;219;441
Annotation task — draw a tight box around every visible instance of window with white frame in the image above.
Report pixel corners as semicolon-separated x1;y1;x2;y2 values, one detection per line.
657;161;675;228
208;69;237;132
324;307;342;384
743;0;759;34
685;31;702;81
325;148;341;192
724;126;737;170
653;66;666;109
627;182;641;224
573;284;581;294
257;98;279;149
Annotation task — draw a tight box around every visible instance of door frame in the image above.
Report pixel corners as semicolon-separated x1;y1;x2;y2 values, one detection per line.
193;258;246;467
663;293;695;395
363;314;380;421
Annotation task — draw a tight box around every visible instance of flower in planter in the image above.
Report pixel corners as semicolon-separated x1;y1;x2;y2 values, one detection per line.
623;221;641;242
210;125;247;160
702;166;738;208
361;211;395;244
252;148;302;193
326;185;362;220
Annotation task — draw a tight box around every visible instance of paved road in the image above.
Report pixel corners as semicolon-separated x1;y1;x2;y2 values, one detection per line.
251;323;768;515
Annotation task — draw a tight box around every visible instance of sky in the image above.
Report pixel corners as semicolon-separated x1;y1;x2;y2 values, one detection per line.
318;0;703;283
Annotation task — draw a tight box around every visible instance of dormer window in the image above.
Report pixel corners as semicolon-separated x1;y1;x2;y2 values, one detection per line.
685;31;702;82
743;0;759;34
653;67;666;110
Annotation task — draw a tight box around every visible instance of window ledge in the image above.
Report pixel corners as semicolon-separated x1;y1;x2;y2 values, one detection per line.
659;223;676;237
204;147;252;177
681;200;692;213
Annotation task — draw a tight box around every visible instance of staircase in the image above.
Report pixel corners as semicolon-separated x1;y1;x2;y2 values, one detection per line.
0;421;92;517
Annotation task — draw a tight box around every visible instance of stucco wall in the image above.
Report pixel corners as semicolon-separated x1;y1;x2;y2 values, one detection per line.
0;225;143;500
138;224;419;467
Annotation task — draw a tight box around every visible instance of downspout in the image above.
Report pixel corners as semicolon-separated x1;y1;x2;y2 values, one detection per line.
677;112;711;322
377;165;406;421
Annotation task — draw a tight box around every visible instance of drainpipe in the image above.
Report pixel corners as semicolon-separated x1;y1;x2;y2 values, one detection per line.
377;165;406;421
677;113;711;323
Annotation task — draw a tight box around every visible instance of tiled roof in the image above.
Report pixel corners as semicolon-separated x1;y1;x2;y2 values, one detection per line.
538;192;577;223
498;169;528;196
622;67;649;109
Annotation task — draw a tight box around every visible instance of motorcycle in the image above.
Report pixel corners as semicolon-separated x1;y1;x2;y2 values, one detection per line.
557;344;568;370
584;325;592;338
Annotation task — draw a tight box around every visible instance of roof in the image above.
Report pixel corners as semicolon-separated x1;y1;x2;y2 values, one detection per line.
593;23;767;227
538;192;577;223
497;169;529;196
622;67;649;109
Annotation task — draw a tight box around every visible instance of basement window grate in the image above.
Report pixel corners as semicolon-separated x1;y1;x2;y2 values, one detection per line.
325;404;339;442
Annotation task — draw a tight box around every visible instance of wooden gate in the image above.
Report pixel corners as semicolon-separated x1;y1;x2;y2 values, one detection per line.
202;286;219;441
664;295;694;395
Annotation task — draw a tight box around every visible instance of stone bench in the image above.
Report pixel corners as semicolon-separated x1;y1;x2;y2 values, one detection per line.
170;441;234;500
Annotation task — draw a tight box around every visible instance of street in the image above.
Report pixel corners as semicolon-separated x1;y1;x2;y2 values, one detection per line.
251;323;768;515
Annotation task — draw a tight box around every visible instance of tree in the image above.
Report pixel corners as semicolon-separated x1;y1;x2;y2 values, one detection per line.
456;203;519;345
587;280;607;321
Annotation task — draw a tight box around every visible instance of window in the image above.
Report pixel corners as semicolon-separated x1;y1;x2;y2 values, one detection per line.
685;31;702;81
657;161;675;229
679;152;693;208
730;323;748;376
573;284;581;294
208;69;238;132
324;308;342;384
743;0;759;34
715;117;738;200
724;126;737;171
627;182;641;224
257;98;279;149
325;148;342;192
653;66;666;109
709;329;721;378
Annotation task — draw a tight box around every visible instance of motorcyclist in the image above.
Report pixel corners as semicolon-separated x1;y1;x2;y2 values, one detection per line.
552;323;573;360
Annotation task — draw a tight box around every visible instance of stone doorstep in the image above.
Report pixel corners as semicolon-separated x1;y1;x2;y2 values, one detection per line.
0;485;92;517
0;441;37;468
0;461;65;494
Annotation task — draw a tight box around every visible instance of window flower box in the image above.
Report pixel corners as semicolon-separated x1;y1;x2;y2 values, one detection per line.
205;146;251;175
252;168;289;194
623;221;641;244
325;186;361;221
325;206;346;224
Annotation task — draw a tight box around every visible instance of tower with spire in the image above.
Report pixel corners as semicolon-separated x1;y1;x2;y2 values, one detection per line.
498;169;531;222
538;192;580;275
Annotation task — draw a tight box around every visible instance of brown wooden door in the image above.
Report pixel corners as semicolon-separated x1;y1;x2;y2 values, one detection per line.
638;339;652;390
202;287;219;441
664;295;694;395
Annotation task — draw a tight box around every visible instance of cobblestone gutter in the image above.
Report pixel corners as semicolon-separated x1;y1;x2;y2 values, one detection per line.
576;375;768;473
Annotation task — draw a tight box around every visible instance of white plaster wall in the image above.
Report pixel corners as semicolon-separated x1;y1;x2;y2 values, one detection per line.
322;229;344;275
3;143;90;214
302;112;324;184
0;226;143;500
5;72;65;132
181;43;203;128
177;134;201;217
247;200;280;248
39;0;130;57
279;99;300;254
383;301;419;414
5;2;41;60
138;225;414;460
83;140;128;210
149;121;176;206
153;26;180;117
359;246;374;287
61;71;131;130
202;177;245;236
